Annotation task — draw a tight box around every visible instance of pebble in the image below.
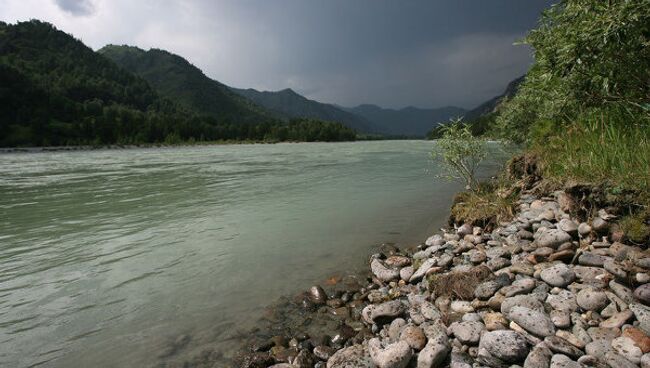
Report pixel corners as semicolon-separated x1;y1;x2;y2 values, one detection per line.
600;309;634;329
636;284;650;306
544;336;584;359
576;288;608;311
550;354;580;368
326;345;373;368
524;342;552;368
540;264;575;287
547;290;578;312
479;330;529;363
550;310;571;329
585;339;611;359
362;300;404;324
508;306;556;337
399;325;426;350
623;327;650;353
630;303;650;335
536;229;572;248
368;338;412;368
448;321;484;345
612;336;643;364
605;351;639;368
417;333;450;368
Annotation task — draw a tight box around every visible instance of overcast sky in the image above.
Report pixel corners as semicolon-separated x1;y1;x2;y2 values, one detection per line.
0;0;554;109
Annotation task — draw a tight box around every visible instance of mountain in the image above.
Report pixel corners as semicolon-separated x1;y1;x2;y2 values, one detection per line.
98;45;270;123
231;87;373;133
342;104;466;137
0;20;356;146
463;76;524;122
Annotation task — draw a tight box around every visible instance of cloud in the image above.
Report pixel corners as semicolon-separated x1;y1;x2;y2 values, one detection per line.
54;0;95;16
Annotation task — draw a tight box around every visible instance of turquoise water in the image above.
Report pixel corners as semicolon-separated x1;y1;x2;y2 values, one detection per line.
0;141;503;367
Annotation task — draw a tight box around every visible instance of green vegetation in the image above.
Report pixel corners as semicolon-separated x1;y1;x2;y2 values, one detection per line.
0;21;357;147
432;120;486;191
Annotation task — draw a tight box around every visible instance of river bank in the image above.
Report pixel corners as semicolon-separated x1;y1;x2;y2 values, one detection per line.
231;158;650;368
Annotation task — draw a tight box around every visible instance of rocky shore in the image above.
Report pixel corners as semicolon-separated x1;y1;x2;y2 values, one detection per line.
236;182;650;368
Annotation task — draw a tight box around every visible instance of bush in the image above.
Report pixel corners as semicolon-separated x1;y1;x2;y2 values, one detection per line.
432;120;487;191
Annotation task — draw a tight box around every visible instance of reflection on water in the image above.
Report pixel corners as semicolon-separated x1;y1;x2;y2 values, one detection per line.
0;141;504;367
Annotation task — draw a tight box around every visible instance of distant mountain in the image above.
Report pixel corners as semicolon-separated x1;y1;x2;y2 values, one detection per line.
98;45;270;123
463;76;524;122
231;87;373;133
0;20;356;146
342;104;466;137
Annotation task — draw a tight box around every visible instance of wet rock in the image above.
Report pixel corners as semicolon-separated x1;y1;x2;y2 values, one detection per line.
326;344;373;368
479;330;529;363
314;346;337;361
536;229;572;249
310;286;328;305
636;284;650;306
371;259;400;282
399;325;426;350
540;264;575;287
362;300;404;324
524;342;552;368
544;336;584;359
368;338;412;368
448;321;484;345
576;288;608;311
508;306;556;337
549;354;580;368
612;336;643;364
385;256;411;268
239;352;276;368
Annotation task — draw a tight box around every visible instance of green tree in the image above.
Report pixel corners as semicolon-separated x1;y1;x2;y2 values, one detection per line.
432;120;487;191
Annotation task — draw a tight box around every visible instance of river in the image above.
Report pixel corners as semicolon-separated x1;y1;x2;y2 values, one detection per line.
0;140;504;367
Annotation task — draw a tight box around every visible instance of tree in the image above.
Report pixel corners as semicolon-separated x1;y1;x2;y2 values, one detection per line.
432;120;486;191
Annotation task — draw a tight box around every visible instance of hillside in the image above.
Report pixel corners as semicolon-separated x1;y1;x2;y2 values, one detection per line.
0;21;356;146
231;87;373;133
462;76;524;122
343;104;466;137
98;45;270;123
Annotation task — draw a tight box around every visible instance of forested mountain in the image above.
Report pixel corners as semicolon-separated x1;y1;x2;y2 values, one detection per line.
342;104;466;137
231;87;373;133
98;45;270;123
463;76;524;122
0;21;356;146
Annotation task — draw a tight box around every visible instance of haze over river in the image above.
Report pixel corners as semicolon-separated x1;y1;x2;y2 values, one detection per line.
0;141;504;367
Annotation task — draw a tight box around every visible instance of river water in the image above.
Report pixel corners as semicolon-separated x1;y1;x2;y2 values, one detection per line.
0;141;504;367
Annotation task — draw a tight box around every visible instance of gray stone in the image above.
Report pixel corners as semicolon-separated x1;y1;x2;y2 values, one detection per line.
585;339;611;359
388;318;407;341
604;259;628;281
536;229;572;249
605;351;639;368
409;258;437;282
642;353;650;368
326;345;373;368
502;294;545;317
544;336;584;359
578;252;607;267
630;303;650;335
400;266;414;282
500;278;536;297
399;325;426;350
549;354;580;368
524;342;552;368
509;306;556;337
371;259;400;282
540;264;575;287
368;338;412;368
635;284;650;306
578;223;592;236
576;288;608;311
551;310;571;329
558;219;578;234
600;309;634;329
612;336;643;364
479;330;529;363
417;332;450;368
547;290;578;312
362;300;404;324
587;327;621;341
448;321;484;345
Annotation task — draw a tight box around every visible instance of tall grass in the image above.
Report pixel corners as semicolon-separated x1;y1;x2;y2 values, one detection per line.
533;108;650;196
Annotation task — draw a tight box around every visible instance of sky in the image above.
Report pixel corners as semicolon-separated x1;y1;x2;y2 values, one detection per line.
0;0;554;109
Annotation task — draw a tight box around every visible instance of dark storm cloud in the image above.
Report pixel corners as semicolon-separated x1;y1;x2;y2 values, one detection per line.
2;0;555;108
53;0;95;16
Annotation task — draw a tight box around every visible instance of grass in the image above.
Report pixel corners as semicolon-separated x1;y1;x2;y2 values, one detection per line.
428;265;492;300
532;109;650;203
449;180;517;228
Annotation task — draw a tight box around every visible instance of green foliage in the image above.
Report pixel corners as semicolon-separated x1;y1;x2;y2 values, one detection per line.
619;210;650;244
533;107;650;194
496;0;650;143
432;120;487;191
0;21;356;146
